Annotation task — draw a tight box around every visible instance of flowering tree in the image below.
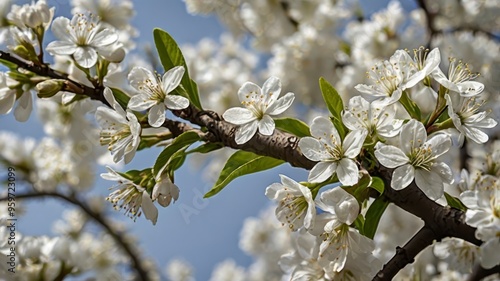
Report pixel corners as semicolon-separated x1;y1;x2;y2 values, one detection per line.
0;0;499;280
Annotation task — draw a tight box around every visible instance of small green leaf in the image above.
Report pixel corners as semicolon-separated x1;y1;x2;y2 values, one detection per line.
153;28;202;109
153;131;200;176
186;142;223;154
204;151;284;198
399;91;422;120
444;192;467;211
275;117;311;137
110;87;131;109
370;177;385;194
353;214;365;231
319;77;343;116
0;58;19;69
363;196;389;239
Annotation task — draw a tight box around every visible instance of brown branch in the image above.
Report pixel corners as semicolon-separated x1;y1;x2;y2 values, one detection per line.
0;192;152;281
468;263;500;281
373;226;436;281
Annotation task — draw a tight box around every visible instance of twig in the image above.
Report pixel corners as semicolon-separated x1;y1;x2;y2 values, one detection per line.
468;263;500;281
0;192;152;281
373;226;436;281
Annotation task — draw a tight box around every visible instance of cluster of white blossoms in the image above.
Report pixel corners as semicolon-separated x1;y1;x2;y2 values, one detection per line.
0;0;499;280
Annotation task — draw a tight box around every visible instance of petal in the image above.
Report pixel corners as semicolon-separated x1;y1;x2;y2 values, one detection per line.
261;76;281;106
414;169;444;200
237;82;261;104
73;47;98;68
148;103;166;127
91;29;118;47
45;40;77;55
50;17;70;40
14;92;32;122
400;119;427;154
0;90;16;114
391;164;415;190
342;129;367;158
308;161;336;183
336;158;359;186
265;183;284;200
266;92;295;115
141;191;158;225
431;68;459;91
458;81;484;97
128;67;156;92
298;137;329;161
162;66;185;94
426;134;451;158
375;143;409;168
164;95;190;110
235;121;258;145
310;116;341;146
258;114;275;135
127;94;156;111
223;107;256;125
431;162;454;184
320;187;359;225
480;238;500;269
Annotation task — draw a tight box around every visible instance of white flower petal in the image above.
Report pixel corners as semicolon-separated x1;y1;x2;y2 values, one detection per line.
148;103;166;127
128;67;156;92
320;187;359;225
141;191;158;225
336;158;359;186
310;116;340;146
0;90;16;114
375;143;409;168
164;95;189;110
162;66;185;94
128;94;156;111
426;134;451;158
237;82;261;104
235;121;258;144
308;161;336;183
13;92;32;122
266;92;295;115
258;114;275;135
458;81;484;97
391;164;415;190
261;76;281;106
400;119;427;154
73;46;98;68
480;238;500;269
51;17;70;40
342;130;367;158
46;40;77;55
92;29;118;47
298;137;329;161
223;107;256;125
414;169;444;200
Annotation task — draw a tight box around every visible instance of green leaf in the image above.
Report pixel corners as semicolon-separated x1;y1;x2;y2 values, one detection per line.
0;58;19;69
153;131;200;176
319;77;347;139
363;196;389;239
204;151;284;198
370;177;385;194
444;192;467;211
275;117;311;137
186;142;223;154
319;77;343;116
353;214;365;231
110;87;131;109
153;28;202;109
399;91;422;120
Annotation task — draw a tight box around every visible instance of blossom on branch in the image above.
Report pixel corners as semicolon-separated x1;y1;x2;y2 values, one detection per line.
95;88;141;164
0;72;33;122
127;66;189;127
222;76;295;145
375;119;454;200
299;117;367;186
46;13;118;68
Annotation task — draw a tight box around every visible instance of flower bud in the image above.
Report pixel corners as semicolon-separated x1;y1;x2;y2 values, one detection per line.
36;79;64;98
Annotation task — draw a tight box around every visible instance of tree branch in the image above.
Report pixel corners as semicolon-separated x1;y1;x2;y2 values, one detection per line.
373;226;436;280
0;192;152;281
468;263;500;281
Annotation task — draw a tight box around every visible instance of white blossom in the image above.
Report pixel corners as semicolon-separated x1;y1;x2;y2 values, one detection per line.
299;116;367;185
223;76;295;145
7;0;54;30
432;57;484;97
265;174;316;231
101;166;158;225
46;13;118;68
445;93;497;144
375;119;454;200
152;173;180;207
0;72;33;122
95;88;141;164
342;96;403;139
127;66;189;127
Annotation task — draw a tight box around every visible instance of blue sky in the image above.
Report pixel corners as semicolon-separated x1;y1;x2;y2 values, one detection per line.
1;0;418;280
